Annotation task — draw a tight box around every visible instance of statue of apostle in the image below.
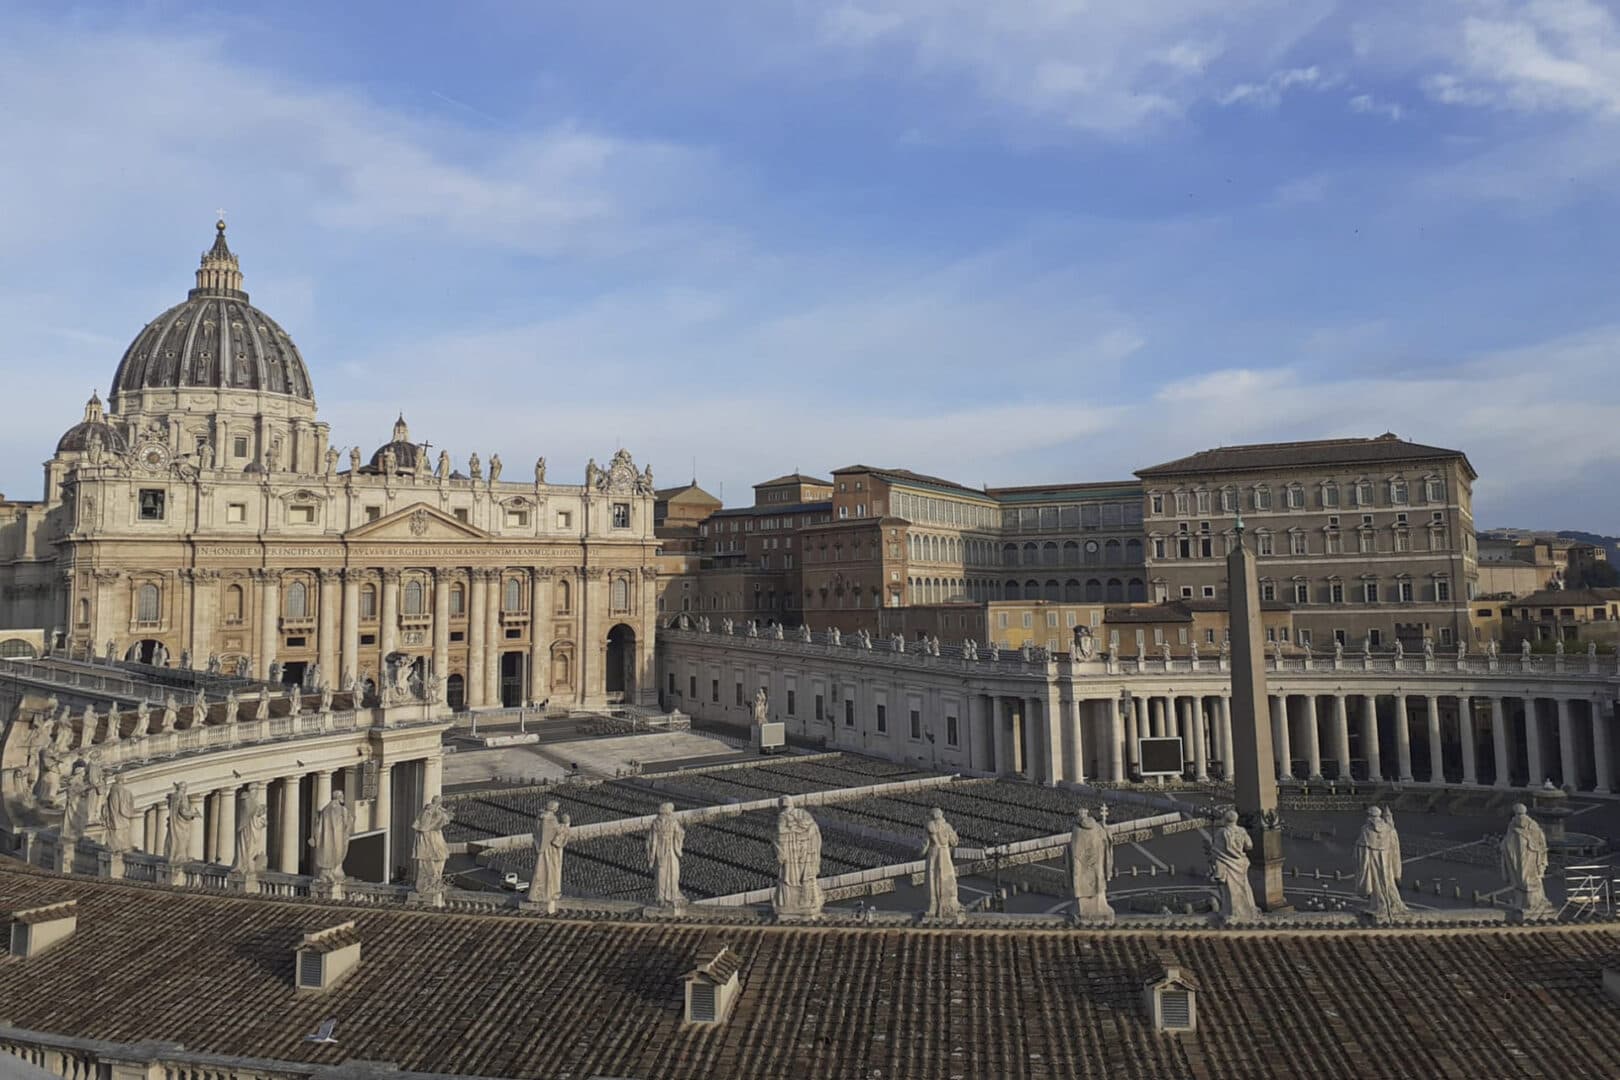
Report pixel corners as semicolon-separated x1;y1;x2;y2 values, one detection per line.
772;797;823;918
752;687;770;727
309;791;354;884
1355;807;1409;921
646;802;686;907
1208;810;1260;921
164;781;201;864
527;799;571;909
1068;807;1114;921
922;808;962;919
233;787;268;877
100;773;139;853
1499;803;1556;919
411;796;454;895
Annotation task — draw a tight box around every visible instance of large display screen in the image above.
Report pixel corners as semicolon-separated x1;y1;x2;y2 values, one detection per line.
1138;736;1185;776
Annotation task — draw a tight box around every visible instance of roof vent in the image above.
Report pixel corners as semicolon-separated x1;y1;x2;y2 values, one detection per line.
682;944;742;1025
7;902;77;959
1143;952;1198;1034
294;921;361;992
1604;963;1620;1007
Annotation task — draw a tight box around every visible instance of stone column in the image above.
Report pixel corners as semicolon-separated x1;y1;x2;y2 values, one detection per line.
1331;694;1352;780
314;770;333;814
1190;696;1208;781
467;568;487;708
1394;693;1413;782
189;569;215;665
317;570;339;684
1270;695;1290;779
258;572;279;681
1218;696;1233;778
187;791;206;862
1491;697;1511;788
278;776;301;873
1460;699;1478;785
1361;695;1381;781
143;806;156;853
1149;696;1165;738
1063;697;1084;785
204;791;219;863
432;569;450;690
380;569;400;660
1303;694;1323;780
340;569;360;685
1123;696;1139;775
992;696;1010;775
1426;695;1444;783
529;569;547;704
216;785;237;868
1525;699;1545;789
484;570;502;707
374;759;392;832
1593;698;1613;795
1557;696;1577;789
423;754;443;804
579;567;602;707
153;802;168;857
1105;696;1124;781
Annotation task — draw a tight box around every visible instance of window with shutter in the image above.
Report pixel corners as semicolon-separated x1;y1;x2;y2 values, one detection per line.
689;982;716;1022
298;951;324;988
1160;989;1191;1029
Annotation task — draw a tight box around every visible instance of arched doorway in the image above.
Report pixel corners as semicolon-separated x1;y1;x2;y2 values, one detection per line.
446;673;466;712
605;624;636;701
124;638;167;665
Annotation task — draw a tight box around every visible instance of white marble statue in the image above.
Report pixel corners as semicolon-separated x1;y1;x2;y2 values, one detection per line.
534;456;546;484
772;797;824;918
527;799;571;907
1355;806;1408;921
60;761;96;844
436;449;450;480
798;624;812;643
1393;639;1404;661
164;781;200;864
1068;808;1114;921
102;701;121;742
646;802;686;907
233;788;268;876
320;683;334;713
922;808;963;919
288;684;303;718
100;774;138;853
1209;810;1259;921
1499;803;1556;919
223;691;239;725
192;689;207;724
1555;637;1565;657
159;695;179;734
33;722;72;809
310;791;354;883
1522;638;1533;659
411;796;454;894
254;692;270;722
828;626;841;646
752;687;769;727
488;453;502;485
468;452;482;481
1423;637;1435;661
132;700;150;737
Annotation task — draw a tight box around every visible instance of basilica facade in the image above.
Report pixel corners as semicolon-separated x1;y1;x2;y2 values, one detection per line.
0;221;659;710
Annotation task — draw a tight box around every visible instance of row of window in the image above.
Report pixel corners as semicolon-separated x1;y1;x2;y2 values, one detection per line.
1149;477;1447;518
998;501;1142;533
678;669;966;748
1254;578;1452;605
1150;523;1451;559
135;489;605;531
892;491;996;530
1000;538;1144;568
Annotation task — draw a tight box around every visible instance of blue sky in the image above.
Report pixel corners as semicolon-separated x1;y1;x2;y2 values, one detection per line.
4;1;1620;529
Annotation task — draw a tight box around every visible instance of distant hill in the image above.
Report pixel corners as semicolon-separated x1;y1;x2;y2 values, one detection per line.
1557;530;1620;562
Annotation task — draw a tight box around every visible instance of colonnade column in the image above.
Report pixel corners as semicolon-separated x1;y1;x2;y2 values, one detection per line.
188;569;214;666
204;791;219;862
484;570;502;707
1270;695;1290;779
314;771;333;816
216;785;237;868
1361;696;1381;781
1460;699;1478;785
1123;696;1140;776
340;570;360;685
379;569;400;659
1331;694;1351;780
1190;698;1208;780
277;776;300;873
1394;693;1413;782
317;570;339;683
423;754;443;804
1593;698;1613;794
154;802;169;858
256;571;279;680
1525;699;1545;788
1491;697;1511;788
432;570;450;690
1105;697;1124;781
374;761;392;832
1302;694;1322;780
1425;695;1444;783
1063;697;1084;785
467;569;487;709
1149;697;1165;738
187;790;206;862
1557;697;1577;789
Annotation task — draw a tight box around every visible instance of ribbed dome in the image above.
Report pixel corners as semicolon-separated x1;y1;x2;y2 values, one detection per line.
108;221;314;402
56;392;128;455
368;415;423;473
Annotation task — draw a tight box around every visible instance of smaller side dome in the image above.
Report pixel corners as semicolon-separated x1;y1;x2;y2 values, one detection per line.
368;415;424;474
56;392;128;455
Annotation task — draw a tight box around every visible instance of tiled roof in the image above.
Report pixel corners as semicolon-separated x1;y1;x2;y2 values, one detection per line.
831;465;991;500
1137;434;1474;480
655;483;722;504
754;473;833;488
1505;588;1620;608
987;481;1143;502
3;863;1620;1078
709;501;832;519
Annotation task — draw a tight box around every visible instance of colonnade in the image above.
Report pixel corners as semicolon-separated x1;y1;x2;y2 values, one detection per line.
137;755;443;875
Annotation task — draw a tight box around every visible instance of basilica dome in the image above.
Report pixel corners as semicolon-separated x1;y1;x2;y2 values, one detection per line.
107;221;314;403
55;392;127;455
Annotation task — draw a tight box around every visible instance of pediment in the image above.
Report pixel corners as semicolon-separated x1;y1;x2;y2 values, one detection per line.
344;502;489;541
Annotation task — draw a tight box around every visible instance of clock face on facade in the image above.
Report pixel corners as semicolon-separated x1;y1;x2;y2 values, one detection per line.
138;443;170;472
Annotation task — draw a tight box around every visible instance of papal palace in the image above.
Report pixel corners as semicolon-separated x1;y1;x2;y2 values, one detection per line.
4;220;1620;1080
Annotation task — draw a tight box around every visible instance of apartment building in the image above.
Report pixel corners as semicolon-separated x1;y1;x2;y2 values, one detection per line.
1135;434;1477;650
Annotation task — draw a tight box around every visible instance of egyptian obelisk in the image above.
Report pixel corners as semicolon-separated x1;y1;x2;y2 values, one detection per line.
1227;514;1288;909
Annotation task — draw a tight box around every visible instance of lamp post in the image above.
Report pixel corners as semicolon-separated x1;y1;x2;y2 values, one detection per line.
990;827;1005;913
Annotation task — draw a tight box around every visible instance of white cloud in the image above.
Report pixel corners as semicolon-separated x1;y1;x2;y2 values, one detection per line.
1417;0;1620;115
1348;92;1404;120
1217;65;1332;107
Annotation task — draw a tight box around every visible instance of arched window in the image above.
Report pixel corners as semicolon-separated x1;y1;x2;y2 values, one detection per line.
225;584;244;621
1125;538;1143;564
0;638;35;658
1044;579;1060;601
1005;580;1021;601
1002;543;1018;567
284;580;307;619
1022;542;1039;567
611;575;629;611
404;579;425;615
360;585;377;620
1104;539;1122;564
76;598;90;625
137;583;160;623
1063;540;1079;566
1064;579;1081;602
1127;578;1147;602
1024;579;1040;598
503;577;523;612
450;583;465;616
555;578;572;614
1105;578;1124;603
1042;542;1059;567
1085;578;1103;602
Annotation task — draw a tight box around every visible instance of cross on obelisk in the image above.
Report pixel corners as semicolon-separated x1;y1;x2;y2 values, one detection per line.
1227;512;1290;910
